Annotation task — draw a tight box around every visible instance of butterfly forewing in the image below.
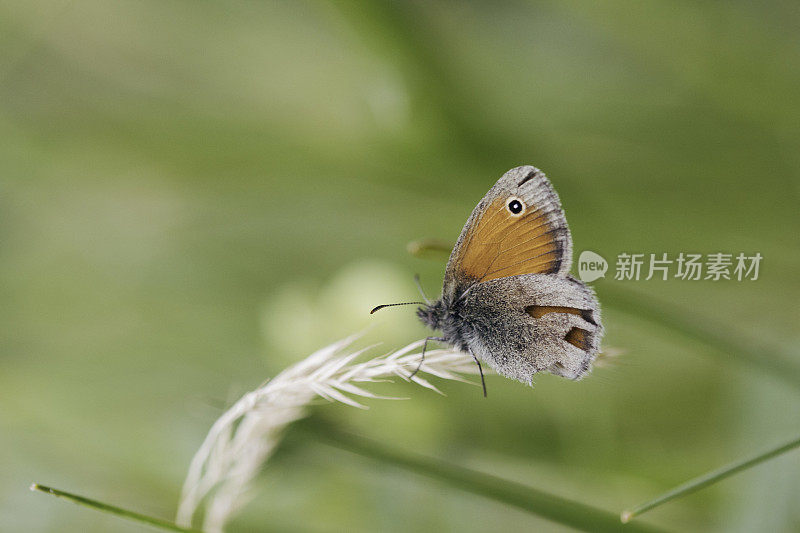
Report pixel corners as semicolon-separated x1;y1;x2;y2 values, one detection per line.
445;167;573;295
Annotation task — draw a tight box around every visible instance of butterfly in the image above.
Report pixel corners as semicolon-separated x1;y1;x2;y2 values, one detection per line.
372;166;603;395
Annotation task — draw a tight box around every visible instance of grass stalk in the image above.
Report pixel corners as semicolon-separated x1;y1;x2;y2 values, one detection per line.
298;420;664;533
30;484;199;533
621;434;800;522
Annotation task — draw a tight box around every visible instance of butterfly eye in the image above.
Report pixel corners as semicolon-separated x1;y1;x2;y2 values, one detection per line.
506;197;525;215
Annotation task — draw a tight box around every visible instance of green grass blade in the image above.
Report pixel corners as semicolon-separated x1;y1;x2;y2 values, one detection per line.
30;484;199;533
621;434;800;522
298;421;665;533
329;0;521;168
597;284;800;387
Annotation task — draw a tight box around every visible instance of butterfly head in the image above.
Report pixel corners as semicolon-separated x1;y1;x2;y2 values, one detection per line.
415;299;446;330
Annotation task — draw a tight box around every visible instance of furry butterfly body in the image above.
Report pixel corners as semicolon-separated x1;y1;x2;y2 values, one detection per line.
418;166;603;386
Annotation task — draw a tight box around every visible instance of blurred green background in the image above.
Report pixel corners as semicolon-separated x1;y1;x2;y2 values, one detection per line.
2;1;799;531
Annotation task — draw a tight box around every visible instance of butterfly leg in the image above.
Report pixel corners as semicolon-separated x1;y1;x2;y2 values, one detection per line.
409;336;446;379
469;349;487;398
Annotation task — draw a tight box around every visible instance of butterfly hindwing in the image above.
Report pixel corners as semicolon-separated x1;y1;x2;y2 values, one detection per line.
461;273;603;384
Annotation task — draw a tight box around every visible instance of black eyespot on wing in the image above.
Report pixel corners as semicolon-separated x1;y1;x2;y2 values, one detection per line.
507;199;523;214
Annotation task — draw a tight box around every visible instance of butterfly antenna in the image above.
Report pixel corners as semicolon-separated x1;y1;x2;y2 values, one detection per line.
413;274;431;304
370;301;426;314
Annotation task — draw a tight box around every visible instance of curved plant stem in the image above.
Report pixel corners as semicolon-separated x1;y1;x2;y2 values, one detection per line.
621;434;800;522
298;421;665;533
30;484;199;533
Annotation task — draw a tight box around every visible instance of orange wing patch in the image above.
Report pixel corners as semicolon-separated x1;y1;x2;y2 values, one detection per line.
456;197;563;282
525;306;595;351
564;327;591;350
526;305;596;325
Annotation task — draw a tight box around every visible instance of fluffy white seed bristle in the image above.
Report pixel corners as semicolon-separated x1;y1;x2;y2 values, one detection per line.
176;336;479;532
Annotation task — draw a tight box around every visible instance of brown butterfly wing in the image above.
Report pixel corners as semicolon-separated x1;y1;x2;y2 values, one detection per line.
444;166;572;298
